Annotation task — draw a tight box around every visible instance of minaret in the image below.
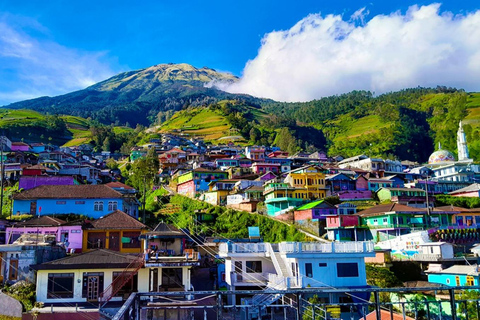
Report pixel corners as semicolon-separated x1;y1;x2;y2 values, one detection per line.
457;120;470;161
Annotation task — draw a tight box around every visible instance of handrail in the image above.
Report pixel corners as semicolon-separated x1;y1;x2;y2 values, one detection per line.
100;253;144;307
266;243;292;277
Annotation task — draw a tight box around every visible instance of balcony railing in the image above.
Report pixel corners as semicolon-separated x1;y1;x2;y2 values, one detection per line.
219;241;374;254
145;250;200;264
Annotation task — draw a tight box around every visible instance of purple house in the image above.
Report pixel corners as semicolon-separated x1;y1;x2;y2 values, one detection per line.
19;176;76;190
6;216;83;253
256;171;278;182
10;142;30;152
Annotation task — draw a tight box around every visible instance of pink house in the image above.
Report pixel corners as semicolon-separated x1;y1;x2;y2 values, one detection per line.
326;214;360;228
6;216;83;252
10;142;30;152
355;175;369;191
252;162;281;174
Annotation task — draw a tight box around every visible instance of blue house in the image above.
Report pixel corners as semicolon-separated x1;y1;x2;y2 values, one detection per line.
13;185;139;219
428;265;480;288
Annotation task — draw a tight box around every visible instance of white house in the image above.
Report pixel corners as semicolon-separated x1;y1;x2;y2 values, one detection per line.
218;240;375;318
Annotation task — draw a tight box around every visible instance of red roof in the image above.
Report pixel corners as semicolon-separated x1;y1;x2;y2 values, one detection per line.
106;181;135;190
89;210;147;230
365;310;415;320
13;185;123;200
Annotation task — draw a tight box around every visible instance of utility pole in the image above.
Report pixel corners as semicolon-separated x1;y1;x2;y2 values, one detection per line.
0;136;5;219
142;175;146;223
425;174;430;227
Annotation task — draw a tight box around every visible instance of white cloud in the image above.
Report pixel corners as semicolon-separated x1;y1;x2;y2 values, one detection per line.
0;16;116;105
222;4;480;102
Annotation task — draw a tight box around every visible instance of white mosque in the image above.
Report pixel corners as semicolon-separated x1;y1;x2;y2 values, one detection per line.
427;121;478;182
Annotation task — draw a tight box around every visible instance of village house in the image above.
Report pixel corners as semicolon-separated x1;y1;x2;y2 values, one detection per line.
293;200;338;234
6;216;83;252
201;179;238;206
376;187;433;208
244;147;265;160
218;239;374;318
0;234;66;285
176;168;228;198
427;264;480;287
82;210;148;253
12;185;139;218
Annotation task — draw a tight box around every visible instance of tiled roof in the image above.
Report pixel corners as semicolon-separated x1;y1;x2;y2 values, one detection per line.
32;249;140;270
106;181;135;190
365;310;415;320
146;222;184;236
13;216;66;227
90;210;147;230
13;185;123;200
357;203;425;217
449;183;480;195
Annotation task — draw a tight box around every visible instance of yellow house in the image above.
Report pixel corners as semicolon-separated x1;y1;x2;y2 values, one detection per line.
285;165;327;199
201;179;238;206
82;210;149;253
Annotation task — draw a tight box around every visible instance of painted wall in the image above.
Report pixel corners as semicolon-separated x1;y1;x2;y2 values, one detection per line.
19;176;75;190
6;225;83;251
36;267;150;303
428;273;479;287
13;198;126;219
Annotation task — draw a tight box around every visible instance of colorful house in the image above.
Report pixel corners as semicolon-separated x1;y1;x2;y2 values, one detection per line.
245;147;265;160
326;214;363;241
357;203;453;242
82;210;148;253
376;187;433;208
251;162;281;174
294;200;337;221
435;206;480;227
6;216;83;252
294;200;338;234
449;183;480;197
201;179;238;205
215;158;239;168
12;185;139;219
285;165;327;199
326;173;356;196
263;182;306;216
428;265;480;287
18;175;76;190
176;168;229;198
10;142;30;152
368;178;393;192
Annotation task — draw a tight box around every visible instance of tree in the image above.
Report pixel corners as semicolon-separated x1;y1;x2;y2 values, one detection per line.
105;158;118;170
457;290;480;320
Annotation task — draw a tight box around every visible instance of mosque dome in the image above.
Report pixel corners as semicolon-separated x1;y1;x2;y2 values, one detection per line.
428;149;455;164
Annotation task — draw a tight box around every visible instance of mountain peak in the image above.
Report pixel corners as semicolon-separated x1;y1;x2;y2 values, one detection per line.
91;63;237;92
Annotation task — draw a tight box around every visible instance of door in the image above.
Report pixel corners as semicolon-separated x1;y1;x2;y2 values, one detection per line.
109;232;120;251
234;261;243;282
149;268;158;292
456;276;461;286
87;276;100;301
29;201;37;215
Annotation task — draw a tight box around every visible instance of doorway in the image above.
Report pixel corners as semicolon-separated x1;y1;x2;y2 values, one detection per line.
109;232;120;251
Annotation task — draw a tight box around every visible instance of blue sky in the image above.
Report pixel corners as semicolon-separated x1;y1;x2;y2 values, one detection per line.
1;1;480;104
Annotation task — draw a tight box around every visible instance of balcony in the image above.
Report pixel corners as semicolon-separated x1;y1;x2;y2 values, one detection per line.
219;241;374;255
279;241;374;254
230;271;269;285
219;242;267;254
144;249;200;267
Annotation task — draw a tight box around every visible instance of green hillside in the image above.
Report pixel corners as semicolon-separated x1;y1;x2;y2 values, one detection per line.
159;100;268;142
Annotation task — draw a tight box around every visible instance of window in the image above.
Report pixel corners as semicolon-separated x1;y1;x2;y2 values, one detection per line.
48;273;74;298
383;218;388;224
305;263;313;278
75;201;85;205
56;201;66;205
122;231;141;249
108;201;118;212
9;259;18;280
319;263;327;267
337;263;359;278
94;201;104;211
87;232;106;249
246;261;262;273
467;276;475;286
